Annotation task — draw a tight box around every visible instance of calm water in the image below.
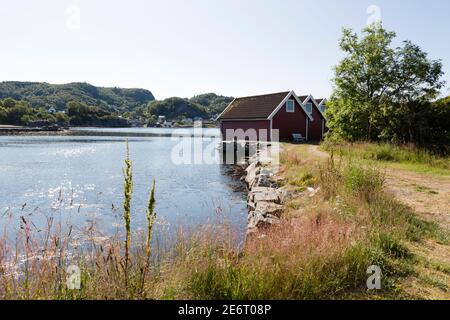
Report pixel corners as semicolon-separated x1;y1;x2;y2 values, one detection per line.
70;127;221;137
0;128;247;244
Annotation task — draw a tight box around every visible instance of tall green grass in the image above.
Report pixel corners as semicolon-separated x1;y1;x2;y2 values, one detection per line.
0;144;447;300
122;139;133;287
182;157;447;300
0;141;162;299
322;141;450;174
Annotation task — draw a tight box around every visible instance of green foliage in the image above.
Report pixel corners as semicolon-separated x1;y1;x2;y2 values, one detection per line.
122;140;133;287
343;164;384;201
376;233;411;259
55;111;70;124
146;180;156;258
5;103;33;125
184;158;448;300
133;93;234;122
66;100;129;127
290;172;315;188
0;81;232;126
327;23;447;152
189;93;234;116
0;107;6;123
323;142;450;172
0;81;155;112
145;97;208;120
2;145;448;299
0;98;68;126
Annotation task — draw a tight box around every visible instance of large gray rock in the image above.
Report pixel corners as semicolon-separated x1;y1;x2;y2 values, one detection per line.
259;168;273;176
253;190;280;203
256;174;275;187
245;162;260;186
248;210;280;229
244;159;284;234
248;210;264;229
250;186;275;193
255;201;284;217
262;214;281;225
276;187;296;204
248;187;280;203
248;187;272;201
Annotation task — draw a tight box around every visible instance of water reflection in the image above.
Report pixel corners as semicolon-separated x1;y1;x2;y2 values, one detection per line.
0;132;247;246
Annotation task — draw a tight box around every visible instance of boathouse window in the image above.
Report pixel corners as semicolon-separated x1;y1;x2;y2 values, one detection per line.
305;102;312;114
286;100;295;113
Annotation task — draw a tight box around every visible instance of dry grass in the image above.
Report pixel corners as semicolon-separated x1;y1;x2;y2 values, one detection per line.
180;147;448;300
0;143;448;300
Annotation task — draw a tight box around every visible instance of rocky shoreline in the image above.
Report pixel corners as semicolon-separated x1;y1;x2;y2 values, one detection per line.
0;125;67;135
240;148;294;236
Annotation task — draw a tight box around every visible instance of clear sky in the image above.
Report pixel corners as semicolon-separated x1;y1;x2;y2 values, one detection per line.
1;0;449;99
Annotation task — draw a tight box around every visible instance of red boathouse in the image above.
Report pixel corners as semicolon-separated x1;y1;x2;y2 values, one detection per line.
298;95;328;142
217;91;314;142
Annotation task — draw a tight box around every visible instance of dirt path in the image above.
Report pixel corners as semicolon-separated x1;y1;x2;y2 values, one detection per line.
307;145;450;229
305;145;450;298
384;169;450;229
281;145;450;298
306;145;330;160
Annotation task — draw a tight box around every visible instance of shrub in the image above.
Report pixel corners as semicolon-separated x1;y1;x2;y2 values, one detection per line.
0;107;7;123
370;144;397;161
1;143;447;300
376;233;411;259
342;163;384;201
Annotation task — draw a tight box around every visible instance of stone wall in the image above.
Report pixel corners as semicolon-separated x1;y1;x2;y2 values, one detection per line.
241;154;294;236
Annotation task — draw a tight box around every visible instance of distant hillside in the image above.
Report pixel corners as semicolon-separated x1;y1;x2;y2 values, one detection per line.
0;81;155;112
140;93;234;121
189;93;234;117
146;97;209;120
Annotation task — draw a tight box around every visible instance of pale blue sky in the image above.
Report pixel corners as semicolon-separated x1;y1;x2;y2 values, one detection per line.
1;0;449;99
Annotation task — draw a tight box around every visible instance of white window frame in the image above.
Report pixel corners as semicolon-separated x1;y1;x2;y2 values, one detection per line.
305;102;312;114
286;99;295;113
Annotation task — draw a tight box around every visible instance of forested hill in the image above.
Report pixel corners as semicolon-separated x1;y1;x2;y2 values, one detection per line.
189;93;234;116
137;93;234;121
0;81;155;112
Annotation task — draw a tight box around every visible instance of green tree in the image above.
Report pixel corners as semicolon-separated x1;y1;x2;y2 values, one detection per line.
385;41;445;142
0;107;7;123
327;23;445;144
145;97;208;120
55;112;69;125
6;104;33;125
3;98;18;109
66;101;92;125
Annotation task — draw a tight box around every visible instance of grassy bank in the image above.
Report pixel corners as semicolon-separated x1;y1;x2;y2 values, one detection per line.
0;144;448;299
322;142;450;175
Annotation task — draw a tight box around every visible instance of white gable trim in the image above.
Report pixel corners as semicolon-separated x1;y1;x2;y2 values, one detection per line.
318;98;328;121
306;117;309;141
317;98;328;111
267;91;314;121
216;98;236;121
303;94;327;121
317;98;327;106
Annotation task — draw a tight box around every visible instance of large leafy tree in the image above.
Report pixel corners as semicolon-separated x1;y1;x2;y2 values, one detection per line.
327;23;445;144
